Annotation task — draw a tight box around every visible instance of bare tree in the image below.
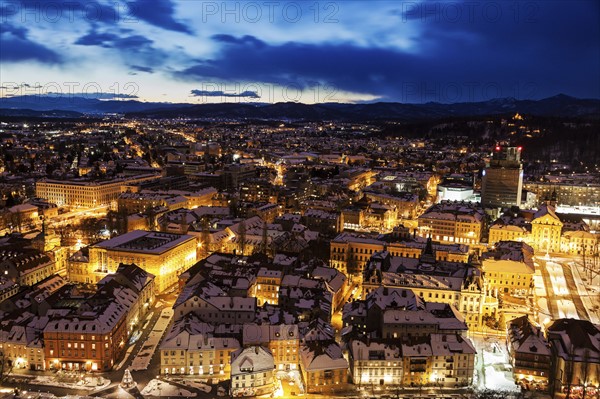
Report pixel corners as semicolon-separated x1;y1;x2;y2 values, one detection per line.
0;351;14;383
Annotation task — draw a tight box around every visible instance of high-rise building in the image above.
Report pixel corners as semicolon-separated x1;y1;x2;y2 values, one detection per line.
481;146;523;209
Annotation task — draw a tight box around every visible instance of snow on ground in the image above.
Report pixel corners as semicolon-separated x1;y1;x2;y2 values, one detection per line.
484;363;519;391
557;298;578;319
131;308;172;371
140;379;196;397
172;379;212;393
546;262;569;296
570;261;600;324
481;346;518;392
533;273;547;297
28;375;110;391
473;336;519;393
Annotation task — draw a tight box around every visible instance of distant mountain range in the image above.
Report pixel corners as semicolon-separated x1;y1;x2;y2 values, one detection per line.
1;94;598;121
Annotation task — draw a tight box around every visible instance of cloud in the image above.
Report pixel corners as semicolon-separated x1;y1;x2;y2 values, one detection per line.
127;0;191;34
0;23;62;64
173;0;600;103
190;89;260;98
131;65;154;73
75;30;153;49
74;31;120;47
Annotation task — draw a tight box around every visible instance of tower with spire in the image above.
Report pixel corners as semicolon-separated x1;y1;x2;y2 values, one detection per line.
420;236;437;265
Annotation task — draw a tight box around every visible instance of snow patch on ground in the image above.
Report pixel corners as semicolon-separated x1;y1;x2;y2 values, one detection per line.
140;379;196;397
28;375;110;391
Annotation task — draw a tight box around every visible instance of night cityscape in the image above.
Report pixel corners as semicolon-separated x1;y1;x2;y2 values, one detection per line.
0;1;599;399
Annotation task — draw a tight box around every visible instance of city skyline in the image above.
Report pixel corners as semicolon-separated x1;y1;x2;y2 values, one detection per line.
1;0;599;104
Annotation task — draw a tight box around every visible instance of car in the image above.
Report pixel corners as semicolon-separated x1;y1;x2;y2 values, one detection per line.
289;381;295;386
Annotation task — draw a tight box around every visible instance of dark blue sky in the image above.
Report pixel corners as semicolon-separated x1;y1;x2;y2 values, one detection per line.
1;0;599;103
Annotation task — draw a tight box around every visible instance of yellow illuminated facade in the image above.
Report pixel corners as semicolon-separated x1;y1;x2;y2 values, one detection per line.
73;231;197;292
330;233;469;279
531;206;563;253
160;335;239;378
252;268;282;306
35;174;159;208
489;225;528;245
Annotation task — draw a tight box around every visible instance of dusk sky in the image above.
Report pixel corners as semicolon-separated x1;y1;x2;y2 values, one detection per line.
1;0;599;104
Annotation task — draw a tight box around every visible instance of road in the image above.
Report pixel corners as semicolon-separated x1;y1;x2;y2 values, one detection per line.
535;253;600;325
559;263;590;320
536;257;560;319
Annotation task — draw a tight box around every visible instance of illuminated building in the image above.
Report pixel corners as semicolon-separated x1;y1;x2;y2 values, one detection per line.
417;201;484;244
42;265;153;372
97;264;155;336
43;296;128;371
343;286;469;338
481;241;535;296
0;315;47;371
230;346;275;397
117;188;216;214
330;231;469;279
436;175;478;203
299;341;348;394
242;324;299;371
173;280;256;324
349;340;402;386
7;204;39;226
251;268;282;306
0;245;57;287
361;245;497;329
364;191;420;219
481;146;523;209
507;316;550;388
79;230;197;291
547;319;600;397
524;177;600;207
530;204;563;253
339;168;376;191
160;324;239;377
35;174;159;208
489;206;596;255
561;230;597;255
401;334;475;387
488;209;533;245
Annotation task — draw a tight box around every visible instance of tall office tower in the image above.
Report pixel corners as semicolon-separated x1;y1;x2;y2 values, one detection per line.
481;146;523;209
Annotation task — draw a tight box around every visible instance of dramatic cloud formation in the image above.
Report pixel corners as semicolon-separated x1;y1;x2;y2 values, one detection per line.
0;0;598;103
1;23;62;64
127;0;192;34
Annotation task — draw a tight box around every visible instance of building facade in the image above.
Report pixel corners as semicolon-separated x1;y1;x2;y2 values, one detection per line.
78;230;197;291
35;174;159;208
481;146;523;209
